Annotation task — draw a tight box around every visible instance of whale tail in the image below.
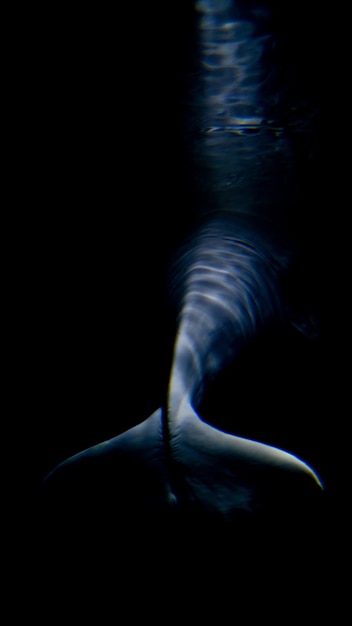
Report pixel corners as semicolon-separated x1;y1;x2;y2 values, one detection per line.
40;397;323;538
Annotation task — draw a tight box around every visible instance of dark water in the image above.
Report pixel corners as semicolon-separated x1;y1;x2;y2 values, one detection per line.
11;1;348;620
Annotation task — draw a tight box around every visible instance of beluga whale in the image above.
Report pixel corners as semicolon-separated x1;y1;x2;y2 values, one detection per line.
41;0;325;553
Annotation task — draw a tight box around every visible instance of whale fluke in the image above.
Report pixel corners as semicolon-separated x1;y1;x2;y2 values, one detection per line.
42;400;323;534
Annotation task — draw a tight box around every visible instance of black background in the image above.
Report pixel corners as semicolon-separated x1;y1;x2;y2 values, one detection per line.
7;1;349;619
13;1;195;495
